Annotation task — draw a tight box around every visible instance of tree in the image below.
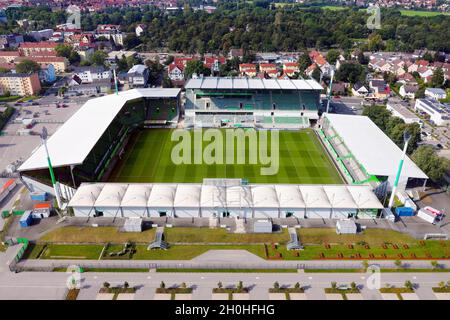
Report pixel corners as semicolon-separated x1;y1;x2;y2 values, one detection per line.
217;281;223;289
90;50;107;66
165;55;174;66
298;53;312;74
331;281;337;290
311;67;321;82
16;59;40;73
335;63;366;83
367;33;384;52
237;281;243;291
404;280;414;290
431;261;439;269
181;282;187;289
273;281;280;289
438;281;446;289
55;44;72;59
123;34;142;50
431;67;445;88
326;49;340;65
362;260;369;270
103;282;110;289
412;145;450;182
184;60;211;79
123;281;129;289
294;282;301;289
394;260;402;269
350;282;357;290
362;105;392;132
160;281;165;289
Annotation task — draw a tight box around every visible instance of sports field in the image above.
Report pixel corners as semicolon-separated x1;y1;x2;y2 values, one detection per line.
109;128;343;184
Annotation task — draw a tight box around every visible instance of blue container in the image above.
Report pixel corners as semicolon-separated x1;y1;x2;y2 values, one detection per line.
19;211;33;228
395;207;414;217
30;192;47;202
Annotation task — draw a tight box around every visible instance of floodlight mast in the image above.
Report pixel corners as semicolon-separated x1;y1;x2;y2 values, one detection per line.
113;68;119;95
325;68;335;114
388;131;411;209
41;127;62;208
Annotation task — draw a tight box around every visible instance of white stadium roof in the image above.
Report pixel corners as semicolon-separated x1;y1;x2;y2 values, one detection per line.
185;77;323;91
69;183;383;210
18;88;181;172
325;114;427;180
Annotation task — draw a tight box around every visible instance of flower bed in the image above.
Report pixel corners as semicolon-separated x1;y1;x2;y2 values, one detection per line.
66;289;80;300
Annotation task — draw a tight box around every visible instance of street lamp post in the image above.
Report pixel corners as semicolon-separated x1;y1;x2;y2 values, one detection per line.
388;131;411;209
325;69;335;114
41;127;62;208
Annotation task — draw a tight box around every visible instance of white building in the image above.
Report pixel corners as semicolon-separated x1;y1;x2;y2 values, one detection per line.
68;183;384;219
425;88;446;100
135;24;146;37
73;66;112;84
415;99;450;126
386;101;421;125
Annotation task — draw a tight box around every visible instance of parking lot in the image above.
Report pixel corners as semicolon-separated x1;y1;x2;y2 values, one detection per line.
0;100;83;173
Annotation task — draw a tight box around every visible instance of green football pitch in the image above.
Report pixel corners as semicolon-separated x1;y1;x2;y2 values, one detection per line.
109;128;343;184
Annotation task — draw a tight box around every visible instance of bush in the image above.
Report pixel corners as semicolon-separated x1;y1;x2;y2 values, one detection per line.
331;282;337;290
103;282;110;289
123;281;129;289
217;281;223;289
273;281;280;289
160;281;165;289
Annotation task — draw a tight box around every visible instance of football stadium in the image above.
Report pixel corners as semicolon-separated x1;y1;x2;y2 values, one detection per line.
17;77;428;219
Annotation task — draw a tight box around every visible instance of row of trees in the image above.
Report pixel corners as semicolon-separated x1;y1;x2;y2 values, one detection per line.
2;5;449;53
363;105;449;182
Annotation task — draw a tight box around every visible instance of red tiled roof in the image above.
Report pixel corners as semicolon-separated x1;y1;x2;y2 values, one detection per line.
0;51;20;56
19;41;58;49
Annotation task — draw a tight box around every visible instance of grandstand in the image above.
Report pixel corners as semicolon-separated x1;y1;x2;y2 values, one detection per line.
319;114;428;193
18;89;181;194
184;77;323;128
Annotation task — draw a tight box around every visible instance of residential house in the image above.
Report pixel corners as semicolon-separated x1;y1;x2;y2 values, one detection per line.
73;66;112;84
352;82;369;97
204;56;226;73
95;24;123;46
75;45;95;61
67;75;111;95
239;63;257;77
309;50;332;77
19;41;58;57
0;51;20;63
228;48;244;60
38;64;56;84
399;84;419;99
369;79;390;99
0;34;23;49
425;88;447;100
0;72;41;96
168;63;185;82
331;82;347;95
259;63;277;78
135;24;146;37
282;62;299;77
127;64;149;88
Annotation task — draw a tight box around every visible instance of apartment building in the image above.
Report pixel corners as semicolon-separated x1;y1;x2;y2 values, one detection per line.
0;73;41;96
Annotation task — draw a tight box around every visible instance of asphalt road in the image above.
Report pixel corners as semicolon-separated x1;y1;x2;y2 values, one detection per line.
0;268;449;300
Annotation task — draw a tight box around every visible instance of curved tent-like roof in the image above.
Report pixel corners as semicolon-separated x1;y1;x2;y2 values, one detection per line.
275;185;305;209
299;185;331;208
147;184;177;208
121;184;152;208
94;184;128;207
200;185;226;208
251;185;279;208
68;183;104;207
173;184;201;208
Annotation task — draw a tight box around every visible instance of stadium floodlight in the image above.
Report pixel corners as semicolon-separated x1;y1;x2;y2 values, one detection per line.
41;127;62;208
112;67;119;95
325;69;335;114
388;130;411;209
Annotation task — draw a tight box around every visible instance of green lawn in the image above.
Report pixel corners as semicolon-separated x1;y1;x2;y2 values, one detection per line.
39;244;104;260
164;227;289;244
109;128;343;184
400;10;449;17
